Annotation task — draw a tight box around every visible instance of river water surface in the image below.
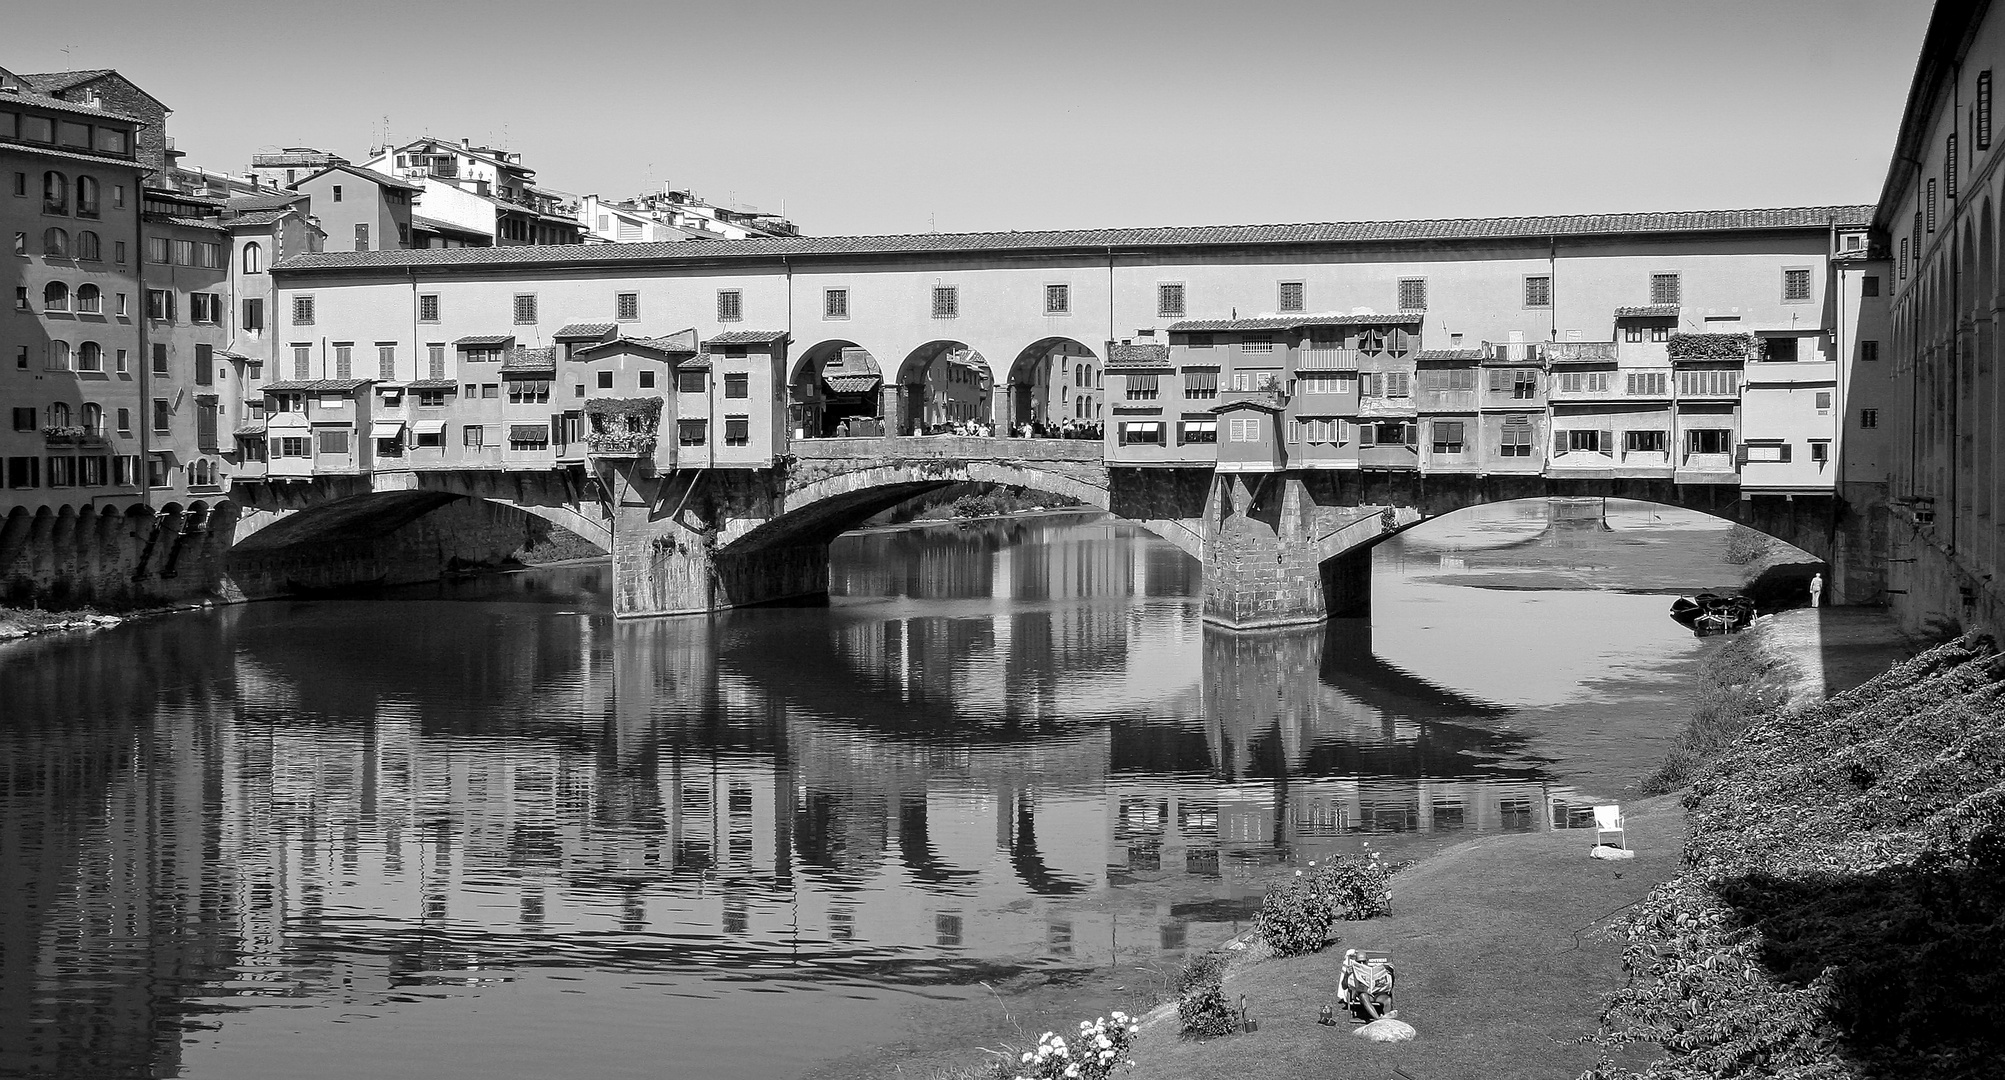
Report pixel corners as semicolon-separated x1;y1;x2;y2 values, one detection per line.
0;501;1751;1079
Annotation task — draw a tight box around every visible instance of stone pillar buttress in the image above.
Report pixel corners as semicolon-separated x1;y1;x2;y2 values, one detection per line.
1203;472;1331;629
606;464;830;618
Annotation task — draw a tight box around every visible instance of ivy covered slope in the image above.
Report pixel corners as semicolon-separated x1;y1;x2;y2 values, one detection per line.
1590;634;2005;1080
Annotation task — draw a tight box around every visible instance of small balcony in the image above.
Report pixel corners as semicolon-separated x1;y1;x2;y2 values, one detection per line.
1542;341;1619;364
583;397;663;459
43;426;108;448
585;430;658;457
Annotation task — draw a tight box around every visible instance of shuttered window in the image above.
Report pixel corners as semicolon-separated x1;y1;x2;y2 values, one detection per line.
1650;273;1680;305
1398;278;1426;311
1431;421;1465;454
1981;70;1993;151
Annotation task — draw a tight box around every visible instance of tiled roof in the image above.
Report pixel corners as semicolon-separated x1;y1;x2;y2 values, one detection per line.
0;83;143;123
272;205;1877;275
159;216;229;232
635;335;697;353
0;141;148;172
454;335;514;346
291;163;424;194
553;322;616;340
412;214;490;237
1415;349;1487;361
262;379;371;392
1170;312;1425;332
228;193;305;211
1106;342;1172;368
17;70;167;112
822;347;879;377
1615;304;1681;318
679;354;711;370
232;422;267;436
500;345;557;372
706;329;789;344
226;210;292;228
407;378;458;390
252;150;346;167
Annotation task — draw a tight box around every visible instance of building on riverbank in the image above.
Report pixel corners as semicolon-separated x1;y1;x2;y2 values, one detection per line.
1871;0;2005;637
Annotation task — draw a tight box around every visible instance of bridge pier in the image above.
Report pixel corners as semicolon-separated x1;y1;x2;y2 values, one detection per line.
605;465;832;618
1203;473;1391;629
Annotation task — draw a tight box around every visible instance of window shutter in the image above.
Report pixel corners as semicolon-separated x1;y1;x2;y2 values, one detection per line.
1358;423;1376;447
1488;368;1504;392
1403;422;1418;448
1554;429;1566;455
1599;428;1613;453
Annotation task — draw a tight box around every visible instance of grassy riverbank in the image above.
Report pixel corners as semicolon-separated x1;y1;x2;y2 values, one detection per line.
1584;630;2005;1079
0;606;121;641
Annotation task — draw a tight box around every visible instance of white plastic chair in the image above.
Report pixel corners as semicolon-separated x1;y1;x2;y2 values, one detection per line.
1593;805;1626;850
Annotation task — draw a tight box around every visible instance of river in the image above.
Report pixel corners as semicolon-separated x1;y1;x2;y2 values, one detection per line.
0;500;1750;1079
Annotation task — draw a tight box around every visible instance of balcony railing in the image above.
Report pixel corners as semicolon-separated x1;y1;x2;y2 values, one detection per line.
1296;347;1361;371
1542;341;1619;363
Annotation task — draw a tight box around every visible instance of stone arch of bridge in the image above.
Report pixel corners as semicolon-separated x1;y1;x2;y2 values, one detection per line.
229;489;610;557
1004;336;1099;429
716;459;1204;563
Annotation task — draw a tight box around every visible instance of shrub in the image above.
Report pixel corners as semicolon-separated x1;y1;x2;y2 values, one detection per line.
1177;952;1237;1038
1252;851;1393;958
1012;1013;1138;1080
1720;525;1772;566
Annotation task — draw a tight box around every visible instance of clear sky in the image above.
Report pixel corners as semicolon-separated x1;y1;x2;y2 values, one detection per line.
10;0;1932;236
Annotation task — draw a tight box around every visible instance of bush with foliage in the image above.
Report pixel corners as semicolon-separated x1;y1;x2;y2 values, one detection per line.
1177;951;1237;1038
1585;633;2005;1080
1012;1013;1138;1080
1251;850;1394;957
1666;333;1764;361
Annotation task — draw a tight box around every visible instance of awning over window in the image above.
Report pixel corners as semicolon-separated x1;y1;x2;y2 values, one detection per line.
1181;419;1217;432
414;419;448;436
824;374;881;395
1127;373;1159;392
370;421;405;440
1183;369;1218;390
509;424;550;443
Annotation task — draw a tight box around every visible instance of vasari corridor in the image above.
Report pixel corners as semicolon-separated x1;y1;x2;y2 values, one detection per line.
5;2;2005;1079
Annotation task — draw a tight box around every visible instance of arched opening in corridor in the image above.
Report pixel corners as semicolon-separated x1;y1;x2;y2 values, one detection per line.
790;339;886;438
1004;337;1101;435
894;340;991;435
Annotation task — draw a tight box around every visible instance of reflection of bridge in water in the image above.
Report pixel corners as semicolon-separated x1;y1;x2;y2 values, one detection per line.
2;565;1607;1077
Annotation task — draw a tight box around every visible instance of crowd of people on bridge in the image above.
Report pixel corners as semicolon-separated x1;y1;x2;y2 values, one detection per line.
810;416;1105;440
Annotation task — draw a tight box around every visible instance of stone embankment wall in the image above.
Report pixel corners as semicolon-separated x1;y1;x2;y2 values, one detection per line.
0;504;238;611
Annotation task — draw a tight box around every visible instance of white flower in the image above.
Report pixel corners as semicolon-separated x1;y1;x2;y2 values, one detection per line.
1022;1052;1033;1063
1064;1067;1079;1079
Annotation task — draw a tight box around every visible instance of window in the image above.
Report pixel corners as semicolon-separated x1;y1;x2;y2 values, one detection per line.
1900;237;1910;279
415;426;444;449
1296;373;1343;395
616;292;639;321
333;342;353;379
1861;408;1879;429
1815;390;1832;413
1860;340;1880;363
1178;418;1217;444
427;343;446;379
824;288;848;319
47;341;71;371
1045;283;1070;315
11;231;21;256
276;437;308;458
1157;282;1185;318
1240;334;1273;353
243;242;262;274
679;370;705;394
1523;275;1552;308
11;407;34;431
1782;268;1812;303
597;370;615;389
43;227;67;257
1499;416;1534;456
317;429;350;455
243;298;264;330
46;456;76;488
1982;70;1994;151
115;349;127;374
293;295;315;325
147;290;174;322
1928;179;1937;232
724;373;749;399
191;293;219;324
378;343;396;380
1677;369;1739;396
332;184;343;203
1120;421;1164;446
1278;281;1305;312
1125;373;1160;400
1626;371;1667;396
170;239;195;266
1398;278;1427;311
930;286;958;318
482;384;498;399
43;281;68;311
1183;368;1219;399
12;287;23;311
1947;134;1959;201
292;344;312;380
507;379;550;404
715;288;742;322
74;176;98;218
1683;428;1731;456
6;457;39;488
113;241;125;264
1431;420;1465;455
724;416;749;446
678;419;707;446
1807;440;1830;465
1563;429;1604;454
1650;273;1680;305
464;425;485;449
418;293;439;322
76;230;99;260
43;170;67;214
116;408;130;435
1861;275;1879;297
195;344;213;386
1624;430;1667;453
1624;326;1643;343
513;294;537;324
416;389;446;408
1227;417;1260;442
152;398;171;434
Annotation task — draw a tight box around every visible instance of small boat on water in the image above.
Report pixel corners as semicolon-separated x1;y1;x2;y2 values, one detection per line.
1670;593;1756;636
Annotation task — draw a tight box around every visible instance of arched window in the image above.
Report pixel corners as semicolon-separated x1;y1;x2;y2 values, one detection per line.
49;341;71;371
42;170;67;214
49;402;71;428
43;281;69;310
79;342;102;372
76;230;101;261
81;403;102;433
42;228;68;257
242;242;263;274
74;176;99;218
75;283;100;313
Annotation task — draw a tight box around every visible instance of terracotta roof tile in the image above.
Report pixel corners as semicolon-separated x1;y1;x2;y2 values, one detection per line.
263;379;371;392
407;378;458;390
274;205;1875;275
553;322;617;340
454;335;514;346
0;83;143;123
501;346;557;372
706;329;789;344
1170;312;1425;332
1414;349;1487;361
1615;304;1682;318
228;193;306;212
